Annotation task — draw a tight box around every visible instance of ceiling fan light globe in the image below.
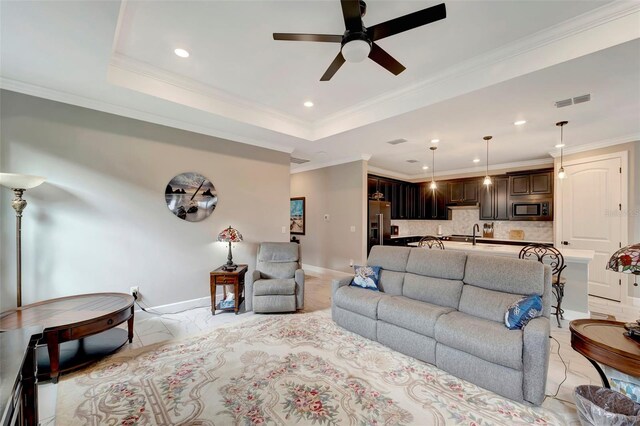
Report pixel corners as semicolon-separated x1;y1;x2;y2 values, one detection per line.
341;39;371;63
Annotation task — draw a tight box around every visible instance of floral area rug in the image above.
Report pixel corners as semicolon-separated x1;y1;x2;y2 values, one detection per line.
56;310;564;425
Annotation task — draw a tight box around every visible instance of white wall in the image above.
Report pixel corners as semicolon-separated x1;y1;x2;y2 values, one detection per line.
290;161;367;273
0;91;290;311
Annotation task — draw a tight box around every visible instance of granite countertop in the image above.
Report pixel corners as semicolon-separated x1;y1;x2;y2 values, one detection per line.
406;240;594;263
391;234;553;245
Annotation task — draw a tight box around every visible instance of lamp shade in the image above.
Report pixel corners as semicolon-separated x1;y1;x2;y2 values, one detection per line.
0;173;46;189
217;226;243;243
606;243;640;275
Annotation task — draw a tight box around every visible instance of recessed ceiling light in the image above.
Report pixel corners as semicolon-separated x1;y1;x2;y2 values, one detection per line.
422;165;429;170
555;143;565;148
430;139;440;143
473;158;480;163
303;101;314;108
514;120;527;126
174;48;190;58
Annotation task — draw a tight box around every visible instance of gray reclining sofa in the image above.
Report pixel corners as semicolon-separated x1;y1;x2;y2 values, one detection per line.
331;245;551;405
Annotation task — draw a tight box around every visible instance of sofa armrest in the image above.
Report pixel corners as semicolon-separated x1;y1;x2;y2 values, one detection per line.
522;316;550;405
295;269;305;310
245;270;262;312
332;276;353;297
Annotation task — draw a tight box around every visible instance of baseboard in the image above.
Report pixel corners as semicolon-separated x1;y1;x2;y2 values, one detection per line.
134;295;218;320
302;264;352;278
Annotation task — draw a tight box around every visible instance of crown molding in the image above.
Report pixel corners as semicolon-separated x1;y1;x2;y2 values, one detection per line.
0;78;295;154
368;158;554;181
547;134;640;158
108;53;313;140
289;154;370;174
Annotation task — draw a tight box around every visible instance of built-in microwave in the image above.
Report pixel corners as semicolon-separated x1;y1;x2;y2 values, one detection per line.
511;199;552;220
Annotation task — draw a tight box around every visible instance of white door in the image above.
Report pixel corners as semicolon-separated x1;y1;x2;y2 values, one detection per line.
560;157;623;301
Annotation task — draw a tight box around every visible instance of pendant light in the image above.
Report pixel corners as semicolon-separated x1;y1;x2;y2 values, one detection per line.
483;136;492;186
556;121;568;179
429;146;437;190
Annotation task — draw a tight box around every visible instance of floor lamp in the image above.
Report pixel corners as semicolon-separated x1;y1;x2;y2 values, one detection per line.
0;173;46;307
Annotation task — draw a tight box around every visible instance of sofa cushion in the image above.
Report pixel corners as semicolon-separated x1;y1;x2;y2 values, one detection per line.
464;254;544;295
435;311;523;370
378;296;453;338
406;249;467;280
334;286;386;319
377;270;405;295
403;273;463;309
458;285;524;323
257;261;298;279
253;278;296;296
258;242;299;262
367;246;411;272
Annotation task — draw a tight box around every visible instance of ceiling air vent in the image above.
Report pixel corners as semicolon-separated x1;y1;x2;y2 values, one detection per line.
387;138;408;145
290;157;310;164
573;94;591;104
555;98;573;108
406;159;419;163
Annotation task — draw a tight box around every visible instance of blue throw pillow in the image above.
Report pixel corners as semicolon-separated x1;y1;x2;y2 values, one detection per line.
504;295;543;330
350;265;381;291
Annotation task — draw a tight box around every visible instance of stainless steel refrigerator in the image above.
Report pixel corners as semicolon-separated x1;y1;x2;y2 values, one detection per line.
368;200;391;254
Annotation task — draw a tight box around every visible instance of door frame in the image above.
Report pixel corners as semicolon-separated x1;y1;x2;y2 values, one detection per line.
554;150;629;302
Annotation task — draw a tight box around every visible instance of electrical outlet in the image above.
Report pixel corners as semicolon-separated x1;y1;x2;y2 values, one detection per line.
350;226;356;232
281;226;287;234
130;286;139;300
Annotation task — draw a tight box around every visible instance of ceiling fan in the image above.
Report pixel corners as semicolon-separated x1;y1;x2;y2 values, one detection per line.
273;0;446;81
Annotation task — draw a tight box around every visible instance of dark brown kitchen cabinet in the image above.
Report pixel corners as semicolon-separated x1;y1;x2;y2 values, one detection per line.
447;180;479;204
509;170;552;196
424;184;447;220
530;172;552;194
478;177;509;220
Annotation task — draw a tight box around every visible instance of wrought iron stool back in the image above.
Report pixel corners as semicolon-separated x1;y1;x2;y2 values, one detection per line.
418;236;445;250
518;244;567;328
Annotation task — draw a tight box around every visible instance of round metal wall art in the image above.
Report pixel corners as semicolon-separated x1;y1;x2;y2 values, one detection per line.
165;172;217;222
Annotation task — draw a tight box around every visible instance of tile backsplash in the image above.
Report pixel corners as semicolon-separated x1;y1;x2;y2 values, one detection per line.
391;208;554;243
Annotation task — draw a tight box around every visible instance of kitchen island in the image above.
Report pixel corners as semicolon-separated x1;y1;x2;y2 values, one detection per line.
407;240;594;316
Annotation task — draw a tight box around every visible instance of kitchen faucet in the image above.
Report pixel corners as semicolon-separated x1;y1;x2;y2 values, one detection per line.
472;224;480;246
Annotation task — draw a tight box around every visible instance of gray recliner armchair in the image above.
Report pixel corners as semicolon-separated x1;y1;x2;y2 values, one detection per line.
246;242;304;313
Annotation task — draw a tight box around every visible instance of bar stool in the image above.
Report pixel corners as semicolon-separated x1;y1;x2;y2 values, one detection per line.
519;244;567;327
418;236;445;250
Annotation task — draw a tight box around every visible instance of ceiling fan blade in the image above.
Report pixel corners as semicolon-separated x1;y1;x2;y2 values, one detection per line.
273;33;342;43
341;0;363;32
368;43;406;75
368;3;446;41
320;52;346;81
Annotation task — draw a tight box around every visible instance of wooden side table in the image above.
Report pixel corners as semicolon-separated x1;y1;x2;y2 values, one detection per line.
210;265;248;315
570;319;640;387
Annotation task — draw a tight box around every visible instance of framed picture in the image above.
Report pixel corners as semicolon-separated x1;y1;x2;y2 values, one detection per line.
290;197;305;235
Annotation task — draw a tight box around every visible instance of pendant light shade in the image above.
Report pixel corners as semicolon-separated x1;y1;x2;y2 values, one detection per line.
429;146;437;190
483;136;492;186
556;121;568;180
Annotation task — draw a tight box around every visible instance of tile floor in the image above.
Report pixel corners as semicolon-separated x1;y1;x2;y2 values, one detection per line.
39;272;639;425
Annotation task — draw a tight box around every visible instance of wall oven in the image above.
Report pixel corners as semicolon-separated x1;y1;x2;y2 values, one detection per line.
511;199;552;221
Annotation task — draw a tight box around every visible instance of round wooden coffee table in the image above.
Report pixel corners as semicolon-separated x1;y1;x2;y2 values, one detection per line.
0;293;134;383
570;319;640;387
